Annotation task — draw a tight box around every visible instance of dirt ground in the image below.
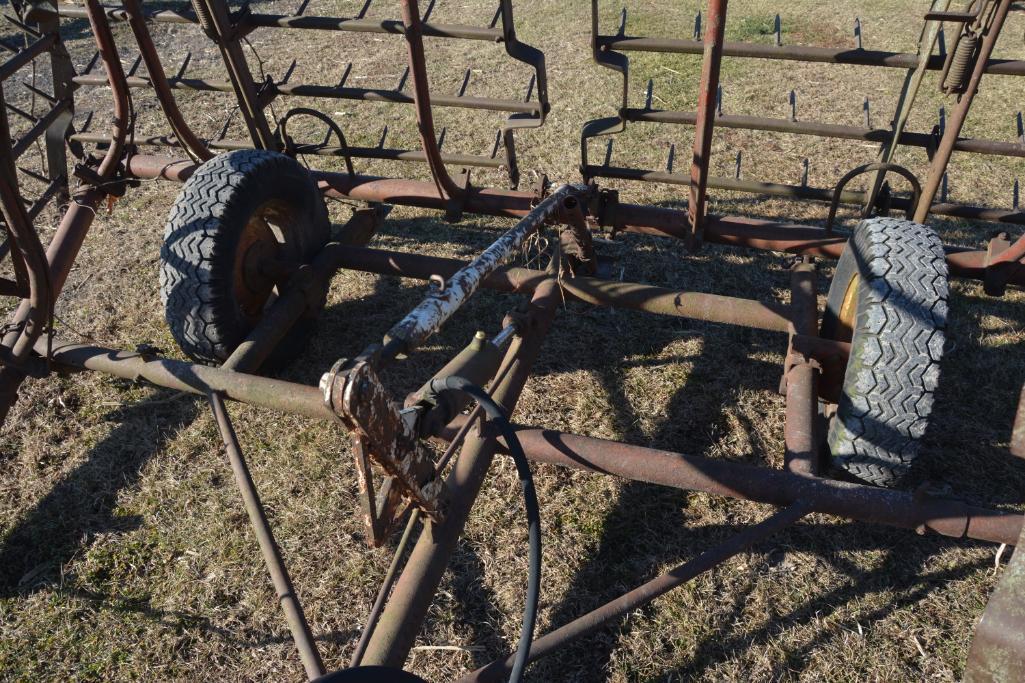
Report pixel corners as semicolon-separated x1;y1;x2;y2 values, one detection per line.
2;0;1025;681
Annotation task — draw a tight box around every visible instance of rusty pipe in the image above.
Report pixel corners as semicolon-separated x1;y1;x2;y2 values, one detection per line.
436;419;1023;546
121;0;212;162
399;0;465;201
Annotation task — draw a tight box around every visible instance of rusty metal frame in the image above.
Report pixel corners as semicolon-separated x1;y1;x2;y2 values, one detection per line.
2;0;1025;680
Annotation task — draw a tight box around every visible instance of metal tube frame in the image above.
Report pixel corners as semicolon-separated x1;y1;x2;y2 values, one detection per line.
3;0;1025;679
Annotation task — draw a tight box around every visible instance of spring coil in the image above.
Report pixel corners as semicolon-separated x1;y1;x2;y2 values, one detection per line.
943;31;980;94
189;0;217;38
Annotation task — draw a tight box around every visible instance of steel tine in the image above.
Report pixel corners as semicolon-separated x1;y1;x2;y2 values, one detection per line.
863;97;871;128
1014;179;1020;210
437;126;447;151
774;14;782;47
82;50;101;76
216;114;233;141
421;0;436;23
789;90;797;122
694;11;702;40
378;125;389;149
716;85;723;116
1016;112;1023;145
941;172;948;202
523;74;536;102
280;59;298;85
489;5;501;29
938;26;946;56
666;143;675;173
457;68;471;97
5;101;37;123
175;52;193;81
939;106;946;137
854;17;862;49
3;13;42;38
338;63;353;87
17;166;49;184
126;54;143;78
645;79;653;110
490;129;502;158
357;0;373;19
295;0;312;16
79;110;94;134
397;66;410;92
618;7;627;36
21;80;57;104
603;139;614;168
735;150;742;179
801;158;809;187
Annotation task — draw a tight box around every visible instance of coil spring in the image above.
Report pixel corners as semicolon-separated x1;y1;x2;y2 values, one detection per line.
189;0;217;38
943;31;980;94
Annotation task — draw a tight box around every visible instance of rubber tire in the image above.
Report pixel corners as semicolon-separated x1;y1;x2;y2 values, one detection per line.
160;149;329;365
824;217;948;487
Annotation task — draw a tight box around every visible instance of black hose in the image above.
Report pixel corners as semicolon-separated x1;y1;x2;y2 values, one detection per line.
430;375;541;683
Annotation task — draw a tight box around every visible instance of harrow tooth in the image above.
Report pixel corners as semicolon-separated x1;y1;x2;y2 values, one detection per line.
789;89;797;121
81;50;101;76
490;129;502;158
800;157;809;187
421;0;437;23
854;17;863;49
437;126;447;150
863;97;871;128
294;0;312;17
937;25;947;56
280;59;298;85
17;166;49;184
457;68;472;97
716;84;723;116
78;110;94;133
378;125;389;148
735;150;742;179
489;4;501;29
356;0;373;20
396;65;410;92
694;11;702;40
2;12;42;38
1016;111;1023;144
666;143;675;173
645;79;653;110
21;80;58;104
1014;179;1020;209
523;73;536;102
5;101;37;123
618;7;627;37
603;138;614;167
126;54;143;78
774;14;782;47
941;172;949;202
174;52;192;80
939;106;946;137
338;62;353;87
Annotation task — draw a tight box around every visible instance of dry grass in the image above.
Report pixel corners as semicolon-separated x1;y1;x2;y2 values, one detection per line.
2;1;1025;681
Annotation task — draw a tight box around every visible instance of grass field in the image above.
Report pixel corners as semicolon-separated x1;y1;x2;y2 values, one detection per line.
2;0;1025;680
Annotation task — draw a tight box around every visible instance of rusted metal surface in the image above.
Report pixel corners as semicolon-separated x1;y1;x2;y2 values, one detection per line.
435;417;1023;546
687;0;726;242
209;393;325;679
914;0;1013;222
2;2;1025;678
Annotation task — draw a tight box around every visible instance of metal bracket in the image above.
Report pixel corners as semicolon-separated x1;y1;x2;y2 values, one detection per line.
322;358;444;546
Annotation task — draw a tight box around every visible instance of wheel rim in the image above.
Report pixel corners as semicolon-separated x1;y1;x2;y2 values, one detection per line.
833;273;860;344
233;200;295;322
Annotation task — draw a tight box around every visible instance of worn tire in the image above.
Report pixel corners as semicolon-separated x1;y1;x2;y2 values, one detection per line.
159;150;329;365
824;217;948;487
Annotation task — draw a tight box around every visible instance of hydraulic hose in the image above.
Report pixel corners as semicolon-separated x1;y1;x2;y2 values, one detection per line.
429;376;541;683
